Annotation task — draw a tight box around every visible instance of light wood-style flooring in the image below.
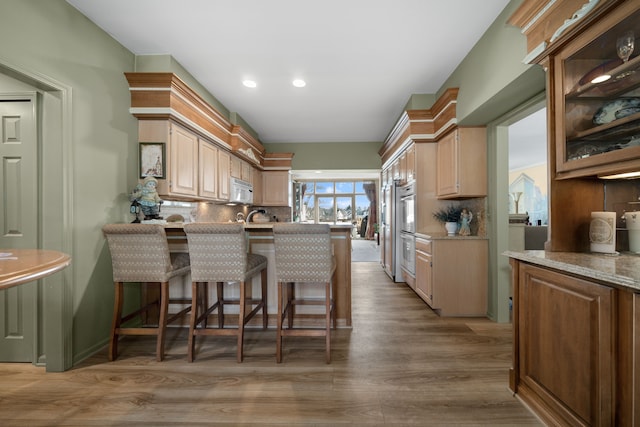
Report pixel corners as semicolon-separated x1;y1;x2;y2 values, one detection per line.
0;262;542;426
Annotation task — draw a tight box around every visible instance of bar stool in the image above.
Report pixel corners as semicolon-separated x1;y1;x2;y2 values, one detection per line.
272;223;337;363
183;223;268;362
102;224;192;362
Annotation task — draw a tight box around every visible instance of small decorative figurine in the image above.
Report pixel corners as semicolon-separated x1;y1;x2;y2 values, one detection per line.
459;208;473;236
130;176;163;220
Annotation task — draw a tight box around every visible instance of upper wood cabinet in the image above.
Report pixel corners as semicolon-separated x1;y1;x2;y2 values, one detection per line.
405;143;416;183
138;121;199;200
169;124;199;198
436;127;487;199
252;168;263;205
199;140;219;200
261;170;290;206
230;156;241;179
217;150;231;201
550;2;640;179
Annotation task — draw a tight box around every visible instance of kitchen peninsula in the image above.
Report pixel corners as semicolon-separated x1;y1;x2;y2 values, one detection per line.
506;250;640;426
507;0;640;424
165;223;352;327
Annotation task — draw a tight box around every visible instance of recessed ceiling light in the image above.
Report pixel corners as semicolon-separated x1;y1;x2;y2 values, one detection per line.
243;80;257;88
292;79;306;88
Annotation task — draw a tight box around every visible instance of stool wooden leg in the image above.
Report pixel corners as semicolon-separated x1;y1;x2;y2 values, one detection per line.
237;280;247;363
332;276;338;330
201;282;209;329
325;281;331;364
261;269;268;329
109;281;124;361
156;281;169;362
276;281;283;363
287;282;294;329
217;282;224;328
187;281;199;363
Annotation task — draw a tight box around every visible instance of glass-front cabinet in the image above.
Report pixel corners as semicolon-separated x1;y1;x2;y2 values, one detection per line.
554;3;640;178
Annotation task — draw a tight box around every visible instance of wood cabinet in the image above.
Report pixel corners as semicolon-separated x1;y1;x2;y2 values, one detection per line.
198;140;218;200
436;127;486;199
230;155;241;179
405;143;416;183
414;236;487;316
168;124;199;198
510;1;640;252
415;237;433;307
398;151;407;184
138;121;199;199
252;168;263;205
550;2;640;179
217;150;231;201
261;170;290;206
510;260;618;426
241;161;252;184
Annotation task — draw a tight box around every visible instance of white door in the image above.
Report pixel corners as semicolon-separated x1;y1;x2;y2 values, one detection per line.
0;95;38;362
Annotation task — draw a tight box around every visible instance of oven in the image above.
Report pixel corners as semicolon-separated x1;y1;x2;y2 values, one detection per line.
398;183;415;234
394;182;416;282
400;231;416;276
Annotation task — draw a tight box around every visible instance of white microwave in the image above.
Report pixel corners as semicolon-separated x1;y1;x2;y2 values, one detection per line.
229;177;253;205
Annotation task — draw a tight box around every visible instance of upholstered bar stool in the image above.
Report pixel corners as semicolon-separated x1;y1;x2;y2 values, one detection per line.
102;224;192;362
183;223;268;362
272;223;337;363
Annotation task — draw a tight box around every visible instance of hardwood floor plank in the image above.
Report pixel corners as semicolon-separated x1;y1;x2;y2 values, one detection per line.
0;261;541;425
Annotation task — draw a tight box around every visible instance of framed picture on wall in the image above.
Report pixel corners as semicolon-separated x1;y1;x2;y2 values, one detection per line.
139;142;165;179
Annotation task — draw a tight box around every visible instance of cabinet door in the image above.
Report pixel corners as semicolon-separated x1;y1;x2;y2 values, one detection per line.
198;140;218;200
517;263;614;426
415;247;433;307
405;144;416;182
262;171;290;206
399;151;407;184
553;3;640;179
436;131;458;196
169;124;198;197
252;168;263;205
218;150;231;201
436;127;487;199
391;158;401;182
230;155;242;179
241;161;252;184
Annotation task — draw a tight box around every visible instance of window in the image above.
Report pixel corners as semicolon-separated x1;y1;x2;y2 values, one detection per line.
294;180;376;229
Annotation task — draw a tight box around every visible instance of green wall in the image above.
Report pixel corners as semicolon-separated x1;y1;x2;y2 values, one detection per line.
0;0;546;369
266;142;383;170
0;0;138;367
438;0;545;124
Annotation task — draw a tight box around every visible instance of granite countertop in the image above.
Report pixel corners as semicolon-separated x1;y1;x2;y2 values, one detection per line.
416;231;488;240
504;250;640;292
162;222;353;230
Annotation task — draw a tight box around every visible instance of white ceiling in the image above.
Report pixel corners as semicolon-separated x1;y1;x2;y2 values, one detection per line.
66;0;512;145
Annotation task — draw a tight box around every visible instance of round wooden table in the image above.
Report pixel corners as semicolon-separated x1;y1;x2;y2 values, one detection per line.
0;249;71;290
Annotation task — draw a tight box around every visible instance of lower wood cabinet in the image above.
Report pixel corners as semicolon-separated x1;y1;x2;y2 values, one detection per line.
414;237;487;316
509;260;640;426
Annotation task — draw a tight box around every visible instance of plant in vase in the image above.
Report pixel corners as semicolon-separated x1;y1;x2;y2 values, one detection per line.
433;205;462;236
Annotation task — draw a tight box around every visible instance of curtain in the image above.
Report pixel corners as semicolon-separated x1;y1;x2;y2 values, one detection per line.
363;183;377;240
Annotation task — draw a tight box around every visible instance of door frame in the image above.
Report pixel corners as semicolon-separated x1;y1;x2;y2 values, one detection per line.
0;58;74;371
486;91;546;323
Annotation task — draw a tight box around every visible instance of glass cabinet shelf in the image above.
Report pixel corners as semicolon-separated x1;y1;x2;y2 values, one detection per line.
559;7;640;170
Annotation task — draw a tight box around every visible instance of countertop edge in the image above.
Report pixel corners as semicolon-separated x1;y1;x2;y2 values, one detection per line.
503;250;640;291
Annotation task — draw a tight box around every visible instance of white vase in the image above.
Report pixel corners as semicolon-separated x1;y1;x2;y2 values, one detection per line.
445;221;458;236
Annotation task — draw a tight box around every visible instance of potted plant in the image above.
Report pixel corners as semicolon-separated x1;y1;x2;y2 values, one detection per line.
433;205;462;236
